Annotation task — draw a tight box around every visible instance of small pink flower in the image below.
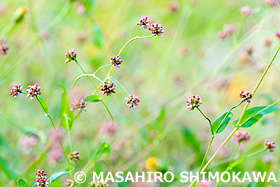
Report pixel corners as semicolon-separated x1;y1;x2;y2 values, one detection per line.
76;4;86;15
26;84;41;100
64;179;74;187
67;151;80;163
65;48;77;63
264;139;276;152
233;130;251;144
70;99;87;112
239;90;252;103
217;25;236;40
262;38;272;47
10;84;22;97
137;16;150;29
149;23;164;36
88;181;110;187
35;169;49;187
47;146;63;165
19;135;39;149
126;95;140;109
186;95;203;110
263;0;279;6
240;5;252;17
0;42;9;55
275;29;280;39
110;56;123;67
101;82;116;96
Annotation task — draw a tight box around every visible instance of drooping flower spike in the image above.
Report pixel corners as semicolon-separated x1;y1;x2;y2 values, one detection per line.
233;130;251;144
65;48;77;63
265;139;276;152
0;42;9;55
101;82;116;96
239;90;252;103
67;151;80;163
110;56;123;67
136;16;150;29
10;84;22;97
126;95;140;109
186;95;203;110
26;84;41;100
149;23;164;36
70;99;87;112
35;169;49;187
88;181;110;187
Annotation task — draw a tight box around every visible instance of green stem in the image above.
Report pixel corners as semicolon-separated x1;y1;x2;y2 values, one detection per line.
65;114;73;153
199;135;214;173
1;22;16;36
196;107;213;135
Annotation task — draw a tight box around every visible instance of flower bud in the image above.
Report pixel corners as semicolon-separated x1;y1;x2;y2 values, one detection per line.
13;7;28;23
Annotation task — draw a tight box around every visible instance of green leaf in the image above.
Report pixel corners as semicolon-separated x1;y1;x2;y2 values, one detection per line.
83;0;96;14
84;95;101;102
92;24;103;48
59;85;74;131
109;76;121;89
211;112;233;135
36;95;49;115
49;166;74;183
229;157;248;169
17;178;28;187
233;105;280;128
0;156;17;181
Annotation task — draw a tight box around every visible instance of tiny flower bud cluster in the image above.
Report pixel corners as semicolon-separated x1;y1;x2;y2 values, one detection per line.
65;48;77;63
186;95;203;110
64;179;74;187
110;56;123;67
217;25;236;40
233;130;251;144
88;181;110;187
10;84;22;97
26;84;42;100
70;99;87;112
67;151;80;163
240;5;252;17
35;170;49;187
149;23;164;37
265;140;276;152
239;90;252;103
0;42;9;55
101;82;116;96
126;95;140;109
136;16;150;29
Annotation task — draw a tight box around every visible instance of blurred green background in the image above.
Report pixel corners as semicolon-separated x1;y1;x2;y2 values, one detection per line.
1;0;280;186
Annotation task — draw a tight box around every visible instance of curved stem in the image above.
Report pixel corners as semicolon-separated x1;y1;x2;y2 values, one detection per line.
71;74;93;90
196;107;213;134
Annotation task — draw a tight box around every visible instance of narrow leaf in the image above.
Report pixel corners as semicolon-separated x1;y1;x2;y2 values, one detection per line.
84;95;101;102
49;166;74;183
109;76;121;89
229;157;248;169
92;24;103;48
0;156;17;180
59;85;74;131
36;95;49;115
17;178;28;187
211;112;233;135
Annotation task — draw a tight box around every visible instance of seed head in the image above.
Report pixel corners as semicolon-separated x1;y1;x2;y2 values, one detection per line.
186;95;203;110
265;140;276;152
0;42;9;55
101;82;116;96
67;151;80;163
149;23;164;37
26;84;41;100
65;48;77;63
239;90;252;103
110;56;123;67
137;16;150;29
126;95;140;109
35;169;49;187
10;84;22;97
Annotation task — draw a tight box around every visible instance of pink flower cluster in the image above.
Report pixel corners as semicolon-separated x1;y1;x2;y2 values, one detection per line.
26;84;42;100
67;151;80;163
65;48;77;63
9;84;22;97
240;5;252;17
263;0;279;6
88;181;110;187
126;95;140;109
239;90;252;103
264;140;276;152
110;56;123;67
35;170;49;187
0;42;9;55
101;82;116;96
137;16;150;29
70;99;87;112
233;130;251;144
186;95;203;110
217;25;236;40
137;16;164;36
64;179;74;187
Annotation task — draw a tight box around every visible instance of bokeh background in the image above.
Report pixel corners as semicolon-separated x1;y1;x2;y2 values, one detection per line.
1;0;280;186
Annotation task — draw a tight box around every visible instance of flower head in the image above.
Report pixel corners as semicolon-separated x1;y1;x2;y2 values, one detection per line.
262;39;272;47
217;25;236;40
65;48;77;63
67;151;80;163
126;94;140;109
149;23;164;36
10;84;22;97
26;84;41;100
101;82;116;96
263;0;279;6
265;139;276;152
240;5;252;17
35;170;49;187
0;42;9;55
136;16;150;29
233;130;251;144
275;30;280;39
70;99;87;112
186;95;203;110
110;56;123;67
239;90;252;103
47;146;63;165
88;181;110;187
64;179;74;187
